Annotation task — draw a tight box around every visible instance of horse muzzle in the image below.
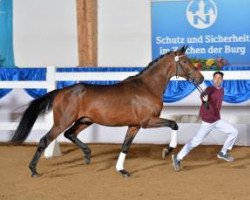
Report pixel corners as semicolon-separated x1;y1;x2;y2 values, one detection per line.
190;75;204;85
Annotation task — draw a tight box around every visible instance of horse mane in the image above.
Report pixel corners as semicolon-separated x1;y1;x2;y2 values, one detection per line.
125;51;173;81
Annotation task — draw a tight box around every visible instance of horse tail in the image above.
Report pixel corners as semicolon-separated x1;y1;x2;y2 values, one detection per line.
11;89;59;144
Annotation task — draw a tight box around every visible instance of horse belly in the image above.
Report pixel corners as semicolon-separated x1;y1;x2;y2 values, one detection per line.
81;99;139;126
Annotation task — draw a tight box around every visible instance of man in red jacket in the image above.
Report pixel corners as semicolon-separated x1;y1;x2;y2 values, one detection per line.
172;71;238;171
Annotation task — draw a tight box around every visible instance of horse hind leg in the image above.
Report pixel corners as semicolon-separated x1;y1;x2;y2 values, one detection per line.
29;126;64;177
64;118;93;164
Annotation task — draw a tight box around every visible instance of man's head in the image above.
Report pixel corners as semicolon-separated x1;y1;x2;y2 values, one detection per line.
213;71;224;78
213;71;224;88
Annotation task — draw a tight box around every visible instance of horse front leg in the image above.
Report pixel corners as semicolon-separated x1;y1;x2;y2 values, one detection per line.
162;129;177;158
146;118;178;158
116;126;140;177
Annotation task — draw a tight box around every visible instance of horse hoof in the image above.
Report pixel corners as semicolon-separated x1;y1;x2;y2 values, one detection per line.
84;151;91;164
84;157;91;164
119;170;130;177
162;147;173;158
31;172;39;177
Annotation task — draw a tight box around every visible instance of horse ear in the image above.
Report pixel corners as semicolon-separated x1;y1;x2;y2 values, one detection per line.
180;45;188;53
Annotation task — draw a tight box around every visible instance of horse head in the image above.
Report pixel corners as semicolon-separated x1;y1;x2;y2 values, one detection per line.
171;45;204;85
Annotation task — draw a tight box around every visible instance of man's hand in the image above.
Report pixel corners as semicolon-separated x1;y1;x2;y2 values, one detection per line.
202;94;208;102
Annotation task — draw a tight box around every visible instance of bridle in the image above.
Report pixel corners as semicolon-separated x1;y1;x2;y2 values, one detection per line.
174;54;206;96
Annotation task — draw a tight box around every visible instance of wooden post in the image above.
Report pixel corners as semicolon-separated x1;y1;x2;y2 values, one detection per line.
76;0;97;66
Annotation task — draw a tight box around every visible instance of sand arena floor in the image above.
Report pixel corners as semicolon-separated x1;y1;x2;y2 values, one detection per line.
0;144;250;200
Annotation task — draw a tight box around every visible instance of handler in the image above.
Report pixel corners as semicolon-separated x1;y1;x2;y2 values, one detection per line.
172;71;238;171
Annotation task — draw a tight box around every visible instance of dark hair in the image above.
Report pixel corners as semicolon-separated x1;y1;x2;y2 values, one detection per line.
213;71;224;78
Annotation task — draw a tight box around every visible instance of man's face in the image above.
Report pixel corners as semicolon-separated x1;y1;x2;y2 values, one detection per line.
213;74;223;88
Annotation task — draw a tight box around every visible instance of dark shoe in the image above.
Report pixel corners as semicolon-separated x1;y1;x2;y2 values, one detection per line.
217;152;234;162
172;154;181;171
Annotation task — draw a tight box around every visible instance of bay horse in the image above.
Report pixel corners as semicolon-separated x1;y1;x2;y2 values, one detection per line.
11;46;204;177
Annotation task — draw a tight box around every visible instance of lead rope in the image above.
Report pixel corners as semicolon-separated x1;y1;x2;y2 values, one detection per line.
193;82;209;109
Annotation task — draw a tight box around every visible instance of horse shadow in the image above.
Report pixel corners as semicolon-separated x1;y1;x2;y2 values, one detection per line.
44;145;250;176
49;145;120;168
48;145;167;173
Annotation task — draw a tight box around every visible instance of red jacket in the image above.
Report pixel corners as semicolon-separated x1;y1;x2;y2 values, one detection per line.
199;86;224;123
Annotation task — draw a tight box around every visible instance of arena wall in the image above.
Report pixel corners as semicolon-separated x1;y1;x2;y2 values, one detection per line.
13;0;151;67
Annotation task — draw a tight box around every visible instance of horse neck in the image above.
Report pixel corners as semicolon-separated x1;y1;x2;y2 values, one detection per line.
141;58;174;97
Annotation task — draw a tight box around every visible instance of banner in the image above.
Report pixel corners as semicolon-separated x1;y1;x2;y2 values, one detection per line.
151;0;250;65
0;0;15;67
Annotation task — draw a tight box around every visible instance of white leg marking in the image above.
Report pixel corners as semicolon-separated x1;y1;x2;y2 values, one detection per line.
169;130;178;148
116;152;127;171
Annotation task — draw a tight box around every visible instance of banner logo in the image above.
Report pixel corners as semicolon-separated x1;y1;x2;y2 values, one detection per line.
186;0;217;29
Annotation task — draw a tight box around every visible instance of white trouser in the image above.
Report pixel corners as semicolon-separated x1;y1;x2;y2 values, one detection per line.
177;119;238;161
